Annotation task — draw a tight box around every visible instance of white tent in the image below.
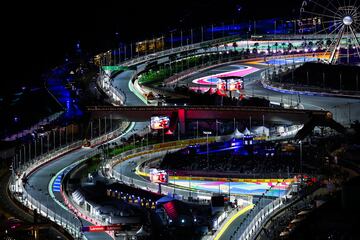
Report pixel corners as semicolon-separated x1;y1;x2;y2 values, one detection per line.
243;128;252;135
136;225;150;236
232;128;244;139
72;190;84;205
252;126;270;137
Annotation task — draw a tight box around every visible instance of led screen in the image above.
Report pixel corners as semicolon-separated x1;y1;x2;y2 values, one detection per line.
151;116;170;130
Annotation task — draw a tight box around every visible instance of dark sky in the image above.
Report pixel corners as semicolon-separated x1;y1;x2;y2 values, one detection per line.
3;0;301;90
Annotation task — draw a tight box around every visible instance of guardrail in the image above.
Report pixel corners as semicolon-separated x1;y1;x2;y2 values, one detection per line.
119;33;360;68
8;121;130;239
60;149;117;239
105;138;219;200
9;142;83;239
120;35;240;68
237;197;285;240
97;73;126;105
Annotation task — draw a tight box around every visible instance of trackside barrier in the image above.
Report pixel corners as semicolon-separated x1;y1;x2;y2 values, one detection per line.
103;136;257;204
237;197;285;240
104;137;222;200
89;121;130;147
8;122;130;239
97;74;126;105
210;204;255;240
59;151;116;239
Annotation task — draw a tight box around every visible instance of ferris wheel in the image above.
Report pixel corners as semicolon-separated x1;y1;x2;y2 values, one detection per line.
300;0;360;64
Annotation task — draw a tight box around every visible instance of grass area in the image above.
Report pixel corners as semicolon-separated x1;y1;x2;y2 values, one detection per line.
107;139;159;158
138;55;219;85
80;154;101;178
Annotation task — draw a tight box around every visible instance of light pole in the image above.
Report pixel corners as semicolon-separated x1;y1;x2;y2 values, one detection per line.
98;118;101;137
90;121;93;140
104;116;107;134
34;139;37;159
189;174;192;198
59;128;62;148
228;178;231;200
203;131;212;169
65;127;67;145
53;129;56;151
171;32;173;49
162;128;164;143
47;133;50;153
147;126;150;147
28;142;31;163
173;171;176;197
22;145;26;165
133;130;136;148
299;140;303;186
110;114;113;132
19;147;22;167
40;136;43;155
216;120;218;137
196;121;199;139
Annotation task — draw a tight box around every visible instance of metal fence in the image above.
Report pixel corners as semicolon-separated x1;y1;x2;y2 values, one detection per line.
236;197;284;240
8;122;130;239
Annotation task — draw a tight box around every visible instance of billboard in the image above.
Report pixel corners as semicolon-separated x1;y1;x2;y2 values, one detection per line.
150;116;170;130
217;79;244;91
135;37;164;53
297;17;322;34
82;225;122;232
149;169;168;183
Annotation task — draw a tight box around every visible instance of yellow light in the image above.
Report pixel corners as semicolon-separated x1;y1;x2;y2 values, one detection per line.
214;204;254;240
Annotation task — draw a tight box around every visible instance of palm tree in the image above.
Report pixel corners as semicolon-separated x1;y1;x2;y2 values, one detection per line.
288;43;294;52
253;42;259;53
316;40;323;50
274;42;279;53
326;39;332;48
232;42;238;52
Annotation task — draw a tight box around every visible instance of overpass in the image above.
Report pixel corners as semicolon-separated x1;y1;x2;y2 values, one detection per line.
86;105;345;138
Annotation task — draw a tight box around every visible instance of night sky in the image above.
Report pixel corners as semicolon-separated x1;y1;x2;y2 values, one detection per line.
3;0;300;92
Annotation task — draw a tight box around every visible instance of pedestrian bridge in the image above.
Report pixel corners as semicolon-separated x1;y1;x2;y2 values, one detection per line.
86;105;346;139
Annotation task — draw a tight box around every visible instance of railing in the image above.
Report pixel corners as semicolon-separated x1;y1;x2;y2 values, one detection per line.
207;203;254;240
2;111;64;141
60;149;117;238
97;73;126;105
108;144;214;200
89;121;130;146
8;121;130;239
19;185;82;237
101;135;231;200
120;35;240;68
9;141;84;239
237;197;284;240
106;33;357;69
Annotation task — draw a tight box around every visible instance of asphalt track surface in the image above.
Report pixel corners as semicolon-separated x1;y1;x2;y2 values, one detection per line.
26;56;360;240
177;61;360;239
181;62;360;126
25;69;147;240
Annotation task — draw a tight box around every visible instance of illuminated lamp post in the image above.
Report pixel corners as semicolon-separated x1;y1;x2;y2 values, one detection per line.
173;171;176;197
228;178;231;200
203;131;212;169
299;140;303;187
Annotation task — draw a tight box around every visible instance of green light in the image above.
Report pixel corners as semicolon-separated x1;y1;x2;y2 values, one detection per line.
102;66;129;71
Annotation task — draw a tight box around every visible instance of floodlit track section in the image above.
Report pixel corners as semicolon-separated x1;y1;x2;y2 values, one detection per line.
8;123;131;240
87;105;345;139
9;29;359;240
